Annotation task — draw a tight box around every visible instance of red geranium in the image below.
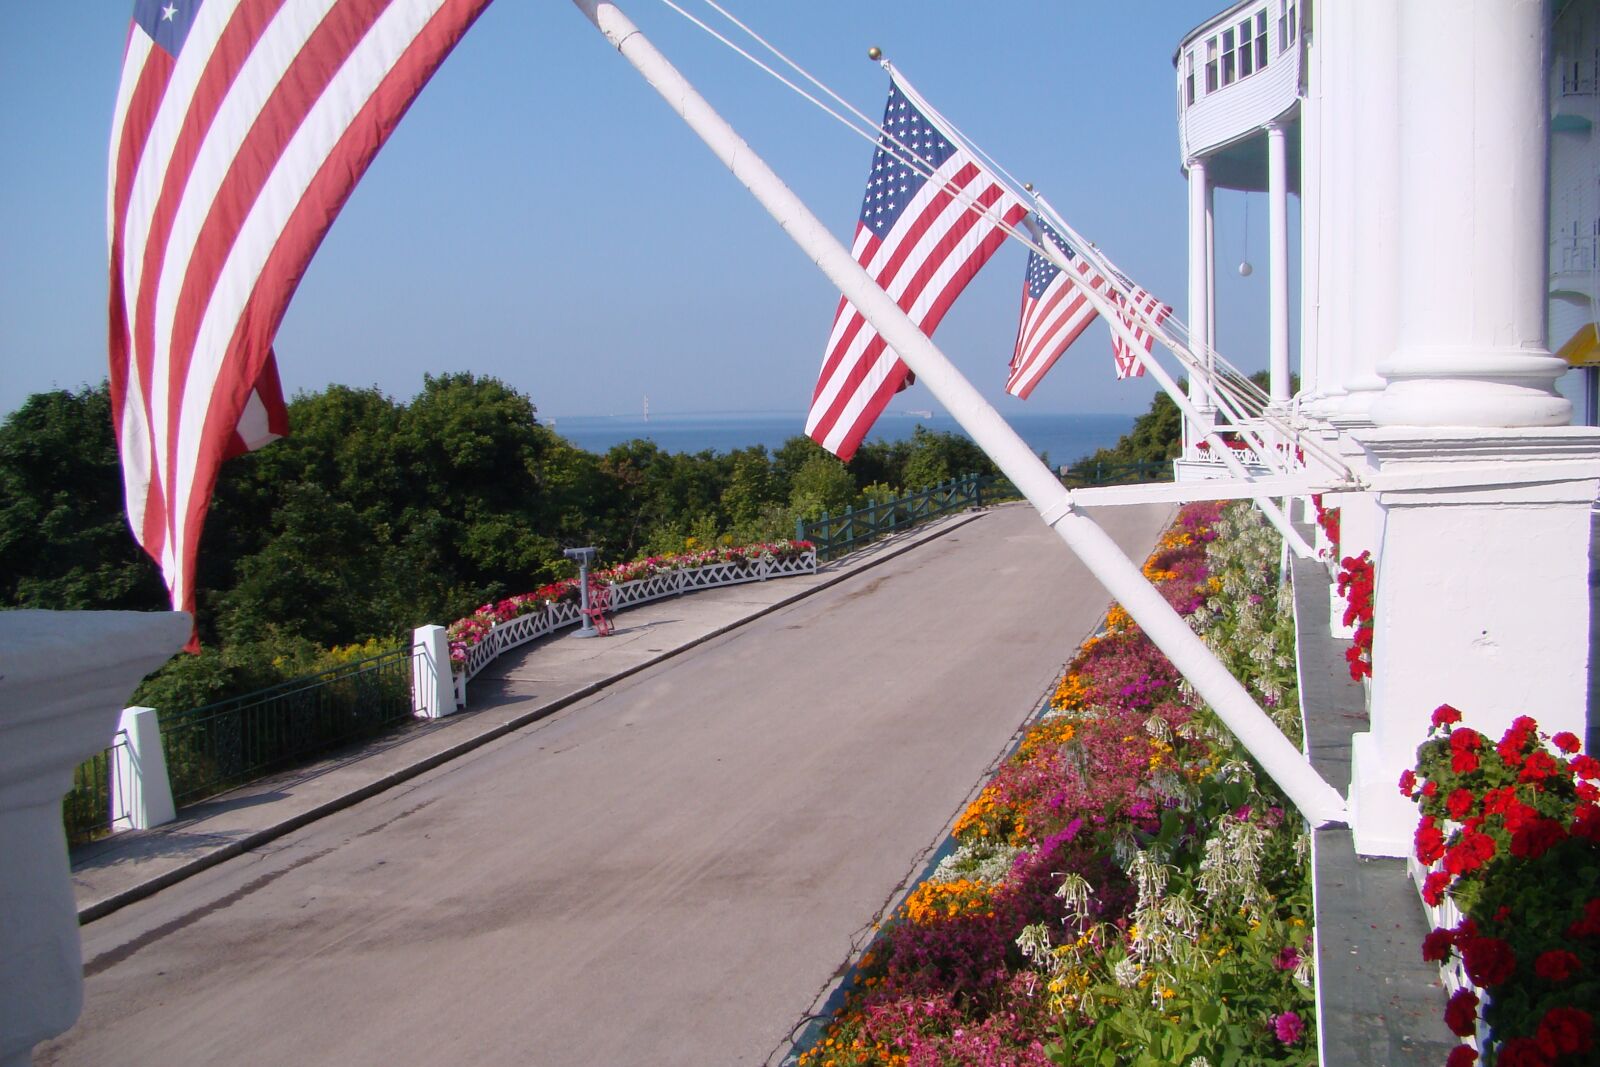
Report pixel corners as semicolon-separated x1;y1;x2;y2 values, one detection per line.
1496;1037;1553;1067
1519;750;1560;784
1572;754;1600;780
1422;928;1456;962
1533;949;1582;983
1510;818;1567;861
1447;787;1476;821
1433;704;1464;728
1462;936;1517;987
1445;1046;1477;1067
1443;830;1496;876
1415;820;1446;864
1551;731;1581;755
1423;870;1451;906
1567;899;1600;939
1536;1006;1594;1056
1444;989;1480;1036
1399;769;1417;797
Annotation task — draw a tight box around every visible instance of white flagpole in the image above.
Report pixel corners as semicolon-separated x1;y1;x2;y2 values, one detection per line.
571;0;1346;828
1018;217;1320;559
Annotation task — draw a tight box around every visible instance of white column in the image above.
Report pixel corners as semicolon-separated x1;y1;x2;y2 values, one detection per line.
1336;0;1399;417
1187;156;1213;422
1296;5;1322;406
0;610;189;1065
1309;0;1353;414
110;706;175;832
1371;0;1569;427
1267;122;1291;404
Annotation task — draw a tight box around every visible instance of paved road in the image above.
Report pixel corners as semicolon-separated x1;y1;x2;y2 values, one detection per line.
41;502;1171;1067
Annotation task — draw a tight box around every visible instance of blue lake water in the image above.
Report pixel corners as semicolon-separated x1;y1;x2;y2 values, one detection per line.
546;411;1135;468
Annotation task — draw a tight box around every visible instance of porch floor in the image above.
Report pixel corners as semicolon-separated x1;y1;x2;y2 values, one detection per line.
1291;535;1457;1066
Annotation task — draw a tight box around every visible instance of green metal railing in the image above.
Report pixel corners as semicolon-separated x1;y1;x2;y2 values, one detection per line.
159;645;414;808
1058;458;1170;488
62;731;130;845
797;474;988;562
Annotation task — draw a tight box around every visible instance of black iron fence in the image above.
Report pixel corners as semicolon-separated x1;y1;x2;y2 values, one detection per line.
797;474;988;562
62;730;131;845
159;645;413;808
1058;458;1170;487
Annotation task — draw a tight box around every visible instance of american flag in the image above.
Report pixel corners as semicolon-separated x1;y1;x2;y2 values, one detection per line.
1005;219;1108;399
1107;270;1169;380
108;0;491;627
806;72;1026;460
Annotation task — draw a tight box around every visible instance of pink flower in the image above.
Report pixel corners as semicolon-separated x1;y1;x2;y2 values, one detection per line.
1272;1011;1304;1044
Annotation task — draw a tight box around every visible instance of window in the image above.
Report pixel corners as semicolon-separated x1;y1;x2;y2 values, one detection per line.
1185;52;1196;106
1222;27;1237;85
1239;19;1254;77
1280;0;1288;55
1206;37;1219;92
1256;11;1269;69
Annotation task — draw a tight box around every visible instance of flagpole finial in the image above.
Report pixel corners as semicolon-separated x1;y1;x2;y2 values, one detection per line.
867;46;882;61
1024;183;1034;192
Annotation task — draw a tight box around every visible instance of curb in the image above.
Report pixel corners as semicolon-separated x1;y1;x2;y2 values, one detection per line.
78;508;990;924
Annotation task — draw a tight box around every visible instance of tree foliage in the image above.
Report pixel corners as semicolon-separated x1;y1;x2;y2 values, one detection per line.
2;379;1001;713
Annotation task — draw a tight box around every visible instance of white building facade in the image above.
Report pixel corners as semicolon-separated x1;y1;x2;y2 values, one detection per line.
1176;0;1600;858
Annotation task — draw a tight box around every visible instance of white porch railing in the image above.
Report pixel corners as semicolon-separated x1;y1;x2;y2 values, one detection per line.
423;548;818;713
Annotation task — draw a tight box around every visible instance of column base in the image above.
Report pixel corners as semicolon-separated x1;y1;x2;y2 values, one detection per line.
1349;730;1416;857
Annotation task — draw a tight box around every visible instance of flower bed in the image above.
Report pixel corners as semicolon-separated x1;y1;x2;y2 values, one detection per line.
796;502;1315;1067
1403;707;1599;1065
445;540;815;686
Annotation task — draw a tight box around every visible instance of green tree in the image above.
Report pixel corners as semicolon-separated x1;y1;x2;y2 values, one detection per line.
788;452;856;520
0;384;166;611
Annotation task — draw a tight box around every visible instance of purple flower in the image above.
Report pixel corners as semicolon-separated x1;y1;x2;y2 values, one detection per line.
1273;946;1300;971
1273;1011;1304;1044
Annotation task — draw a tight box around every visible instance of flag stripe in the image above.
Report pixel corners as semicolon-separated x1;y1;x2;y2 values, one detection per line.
109;0;491;618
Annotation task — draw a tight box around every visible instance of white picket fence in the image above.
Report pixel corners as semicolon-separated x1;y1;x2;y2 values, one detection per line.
415;549;818;714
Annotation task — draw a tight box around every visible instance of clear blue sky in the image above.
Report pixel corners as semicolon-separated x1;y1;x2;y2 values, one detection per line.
1;1;1283;423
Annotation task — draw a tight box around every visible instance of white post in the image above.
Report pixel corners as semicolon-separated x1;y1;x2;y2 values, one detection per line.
0;610;189;1065
1308;0;1352;416
1297;11;1322;408
574;0;1347;828
1266;122;1291;406
1187;156;1213;422
110;706;176;832
411;624;454;720
1336;0;1398;418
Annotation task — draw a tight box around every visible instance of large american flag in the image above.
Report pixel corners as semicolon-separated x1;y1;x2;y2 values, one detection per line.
108;0;491;626
1005;219;1108;399
806;72;1025;460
